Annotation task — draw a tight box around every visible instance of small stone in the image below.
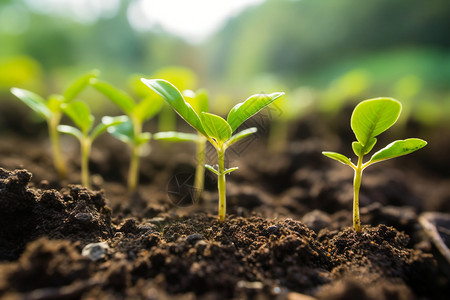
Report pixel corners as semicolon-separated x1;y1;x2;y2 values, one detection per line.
267;225;279;234
75;212;93;224
237;281;263;290
81;241;109;261
186;233;203;244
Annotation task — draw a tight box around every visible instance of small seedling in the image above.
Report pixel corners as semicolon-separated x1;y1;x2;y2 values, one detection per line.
57;101;127;188
322;98;427;232
153;89;209;200
10;70;99;178
142;78;284;222
90;79;163;191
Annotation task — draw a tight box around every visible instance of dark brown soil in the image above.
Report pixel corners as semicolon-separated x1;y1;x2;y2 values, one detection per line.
0;114;449;299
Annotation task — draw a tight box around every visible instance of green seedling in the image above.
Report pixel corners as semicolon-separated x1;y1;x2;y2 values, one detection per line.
90;79;163;191
10;70;99;179
322;98;427;232
57;101;127;188
153;89;209;200
142;78;284;222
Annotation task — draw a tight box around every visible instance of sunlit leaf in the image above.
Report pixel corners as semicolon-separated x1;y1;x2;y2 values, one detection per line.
227;92;284;131
367;138;427;165
352;138;376;156
351;98;401;151
153;131;198;142
90;79;135;115
225;127;257;148
10;87;51;119
322;151;354;167
57;125;82;140
200;112;232;143
205;164;219;176
61;101;94;134
64;69;99;102
141;78;206;135
91;115;128;140
134;94;163;122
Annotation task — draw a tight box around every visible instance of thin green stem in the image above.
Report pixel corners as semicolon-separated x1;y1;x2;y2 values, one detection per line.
128;144;140;192
128;117;142;192
48;114;67;179
217;147;226;223
81;137;92;189
353;155;364;232
194;135;206;201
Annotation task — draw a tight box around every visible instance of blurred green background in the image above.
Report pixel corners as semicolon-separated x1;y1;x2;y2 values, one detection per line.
1;0;449;129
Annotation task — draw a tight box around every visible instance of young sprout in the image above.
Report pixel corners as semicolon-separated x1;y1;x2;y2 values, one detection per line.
90;79;163;191
322;98;427;232
57;101;127;188
153;89;209;200
10;70;99;178
141;78;284;222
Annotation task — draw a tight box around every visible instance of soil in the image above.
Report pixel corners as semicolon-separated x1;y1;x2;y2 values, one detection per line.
0;111;449;299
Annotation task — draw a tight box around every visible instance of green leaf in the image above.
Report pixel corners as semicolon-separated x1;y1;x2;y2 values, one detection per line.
352;138;376;156
205;164;219;176
200;112;232;143
107;120;134;144
10;88;51;119
227;92;284;132
351;98;401;150
61;101;94;134
185;89;209;114
141;79;206;135
225;127;257;148
134;94;163;122
367;138;427;165
90;79;135;115
57;125;83;140
135;132;152;146
153;131;198;142
64;69;99;102
47;95;65;113
322;151;354;167
223;167;239;175
91;115;128;140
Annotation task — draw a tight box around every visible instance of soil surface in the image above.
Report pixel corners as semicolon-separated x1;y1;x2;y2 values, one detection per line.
0;112;449;299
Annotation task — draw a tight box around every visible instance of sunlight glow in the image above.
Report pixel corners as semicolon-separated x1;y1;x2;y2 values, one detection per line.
127;0;266;43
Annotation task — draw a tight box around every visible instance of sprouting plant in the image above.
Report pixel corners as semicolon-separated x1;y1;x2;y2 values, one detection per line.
322;98;427;232
10;70;99;178
142;78;284;222
57;101;127;188
153;89;209;200
90;79;163;191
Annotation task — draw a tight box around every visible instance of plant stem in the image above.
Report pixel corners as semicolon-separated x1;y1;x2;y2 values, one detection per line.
353;155;363;232
81;138;92;189
128;118;142;192
128;144;140;192
194;135;206;201
48;115;67;179
217;147;226;223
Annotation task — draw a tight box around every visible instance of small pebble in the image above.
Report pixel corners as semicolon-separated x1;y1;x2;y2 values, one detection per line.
75;212;93;224
186;233;203;244
81;241;109;261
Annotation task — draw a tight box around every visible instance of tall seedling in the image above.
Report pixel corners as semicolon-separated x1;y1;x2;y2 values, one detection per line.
142;79;284;222
153;89;209;200
10;70;99;178
90;79;163;191
323;98;427;232
57;101;126;188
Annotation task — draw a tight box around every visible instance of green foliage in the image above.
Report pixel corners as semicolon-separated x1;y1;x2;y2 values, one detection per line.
142;78;284;222
90;78;163;191
10;70;99;178
58;100;127;188
322;98;427;232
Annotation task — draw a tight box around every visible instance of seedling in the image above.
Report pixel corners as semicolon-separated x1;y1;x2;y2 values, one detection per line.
153;89;209;200
10;70;99;178
142;78;284;222
57;101;126;188
322;98;427;232
90;79;163;191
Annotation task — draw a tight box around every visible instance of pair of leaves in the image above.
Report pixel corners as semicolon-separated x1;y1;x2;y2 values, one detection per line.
11;70;99;121
58;101;127;141
141;79;284;148
323;98;427;168
90;79;163;124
